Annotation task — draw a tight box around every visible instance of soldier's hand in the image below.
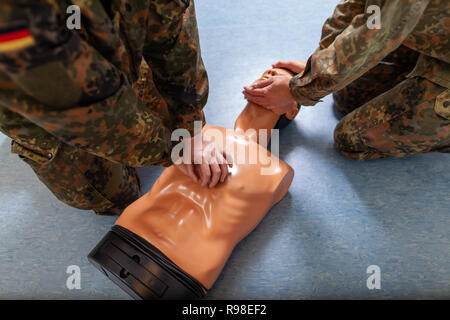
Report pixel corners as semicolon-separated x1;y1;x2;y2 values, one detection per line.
243;75;297;115
175;135;232;188
272;60;307;74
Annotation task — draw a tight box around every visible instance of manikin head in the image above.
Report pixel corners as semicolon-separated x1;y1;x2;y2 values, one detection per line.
234;68;299;145
260;67;293;80
257;67;299;120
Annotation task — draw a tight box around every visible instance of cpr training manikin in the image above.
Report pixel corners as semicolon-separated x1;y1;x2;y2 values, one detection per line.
88;68;300;299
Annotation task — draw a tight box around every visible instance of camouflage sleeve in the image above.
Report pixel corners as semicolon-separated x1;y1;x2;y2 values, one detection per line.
0;1;174;167
318;0;366;50
290;0;431;106
143;0;208;135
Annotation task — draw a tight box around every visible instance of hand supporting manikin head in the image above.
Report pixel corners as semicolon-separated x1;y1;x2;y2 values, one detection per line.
235;68;300;146
88;68;297;299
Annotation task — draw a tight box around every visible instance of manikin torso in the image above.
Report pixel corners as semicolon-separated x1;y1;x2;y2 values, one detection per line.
116;69;298;290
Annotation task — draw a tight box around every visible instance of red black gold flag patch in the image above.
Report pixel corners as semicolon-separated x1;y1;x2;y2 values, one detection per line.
0;28;35;53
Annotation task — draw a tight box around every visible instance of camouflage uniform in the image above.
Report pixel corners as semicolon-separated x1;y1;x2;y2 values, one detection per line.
289;0;450;160
0;0;208;215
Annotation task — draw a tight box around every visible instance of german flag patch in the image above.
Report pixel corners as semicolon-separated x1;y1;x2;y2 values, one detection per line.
0;28;35;53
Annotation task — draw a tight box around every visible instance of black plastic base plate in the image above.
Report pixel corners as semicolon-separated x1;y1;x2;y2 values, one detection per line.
88;225;206;300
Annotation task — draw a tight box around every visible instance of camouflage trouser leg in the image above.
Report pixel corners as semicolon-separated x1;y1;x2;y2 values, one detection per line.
333;45;420;115
332;45;450;159
334;77;450;160
15;142;142;215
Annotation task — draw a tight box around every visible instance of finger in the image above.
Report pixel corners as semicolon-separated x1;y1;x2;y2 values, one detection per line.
243;93;270;107
205;145;222;188
274;60;306;74
222;150;233;168
243;93;270;108
208;160;221;188
243;78;273;92
193;164;203;182
199;157;211;187
185;163;198;183
216;152;229;183
243;87;266;97
243;84;271;97
253;78;273;89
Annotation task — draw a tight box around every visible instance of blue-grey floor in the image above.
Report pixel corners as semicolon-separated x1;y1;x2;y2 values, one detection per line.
0;0;449;300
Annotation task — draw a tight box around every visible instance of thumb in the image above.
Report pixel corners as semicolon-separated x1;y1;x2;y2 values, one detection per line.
250;77;273;89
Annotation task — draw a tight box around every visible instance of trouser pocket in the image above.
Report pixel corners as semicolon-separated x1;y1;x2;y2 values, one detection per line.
13;141;140;215
11;139;60;165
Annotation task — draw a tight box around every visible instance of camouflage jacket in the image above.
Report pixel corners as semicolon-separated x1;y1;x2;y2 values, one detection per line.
0;0;208;166
290;0;450;105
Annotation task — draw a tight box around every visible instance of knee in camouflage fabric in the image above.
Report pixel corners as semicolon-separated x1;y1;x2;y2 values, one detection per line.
334;77;450;160
12;140;142;215
332;45;420;116
286;1;449;160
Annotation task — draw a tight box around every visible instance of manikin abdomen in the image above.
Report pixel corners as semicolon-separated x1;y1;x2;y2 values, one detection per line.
116;125;294;289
